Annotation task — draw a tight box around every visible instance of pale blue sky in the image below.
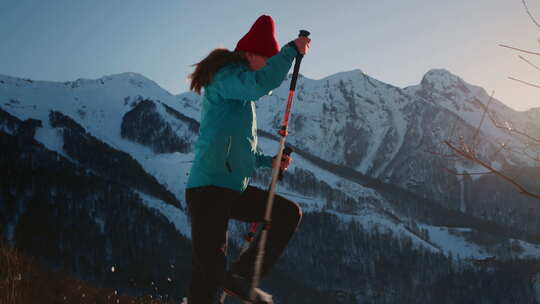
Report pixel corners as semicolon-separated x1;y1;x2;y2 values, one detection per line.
1;0;539;111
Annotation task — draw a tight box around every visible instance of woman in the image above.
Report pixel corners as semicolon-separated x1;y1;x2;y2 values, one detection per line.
185;15;311;303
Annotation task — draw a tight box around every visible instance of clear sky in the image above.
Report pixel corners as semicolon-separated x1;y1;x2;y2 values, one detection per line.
2;0;540;111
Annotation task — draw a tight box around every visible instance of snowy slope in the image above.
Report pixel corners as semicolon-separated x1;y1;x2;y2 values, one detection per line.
1;73;197;239
250;70;411;176
1;73;191;201
405;69;540;165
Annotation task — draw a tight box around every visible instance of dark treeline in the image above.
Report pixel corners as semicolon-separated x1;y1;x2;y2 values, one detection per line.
120;98;194;154
252;167;538;303
1;113;191;301
254;164;534;246
272;211;538;304
49;110;180;208
258;127;540;240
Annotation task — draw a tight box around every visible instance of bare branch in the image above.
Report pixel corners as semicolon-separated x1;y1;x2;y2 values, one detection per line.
522;0;540;29
499;44;540;56
424;143;461;159
518;55;540;72
517;145;540;163
444;140;540;200
442;8;540;202
488;139;540;165
509;76;540;89
476;99;540;144
491;142;508;159
499;117;540;145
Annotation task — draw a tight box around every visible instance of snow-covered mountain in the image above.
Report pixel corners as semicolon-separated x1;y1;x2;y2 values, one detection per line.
3;68;540;255
177;68;540;235
2;69;540;302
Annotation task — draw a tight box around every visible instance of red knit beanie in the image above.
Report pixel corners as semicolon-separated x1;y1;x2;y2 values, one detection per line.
235;15;280;58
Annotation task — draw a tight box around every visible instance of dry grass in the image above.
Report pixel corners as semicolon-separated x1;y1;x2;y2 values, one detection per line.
0;241;179;304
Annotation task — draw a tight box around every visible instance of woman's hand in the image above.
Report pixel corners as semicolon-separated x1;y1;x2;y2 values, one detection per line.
294;36;311;55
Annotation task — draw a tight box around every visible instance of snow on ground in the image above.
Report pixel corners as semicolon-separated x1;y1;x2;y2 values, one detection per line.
1;73;192;203
33;114;77;162
250;132;523;260
107;136;191;203
453;160;502;182
514;239;540;259
173;92;202;119
420;225;486;259
256;135;386;206
419;225;540;260
140;152;193;202
405;71;536;166
136;191;190;238
0;74;200;240
326;208;441;254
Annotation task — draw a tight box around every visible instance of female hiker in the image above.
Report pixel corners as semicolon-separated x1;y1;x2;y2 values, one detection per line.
185;14;311;304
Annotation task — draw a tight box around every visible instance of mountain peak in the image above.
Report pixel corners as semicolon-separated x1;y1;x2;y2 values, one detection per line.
420;69;469;91
99;72;151;82
71;72;157;87
0;72;159;90
322;69;364;81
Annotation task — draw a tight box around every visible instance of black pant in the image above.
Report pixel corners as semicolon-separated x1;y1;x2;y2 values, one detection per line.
186;185;302;304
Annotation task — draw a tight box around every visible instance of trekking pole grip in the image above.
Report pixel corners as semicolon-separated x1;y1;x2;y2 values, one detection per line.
290;30;310;91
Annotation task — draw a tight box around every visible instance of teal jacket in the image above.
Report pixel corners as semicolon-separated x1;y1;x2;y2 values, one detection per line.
186;45;298;192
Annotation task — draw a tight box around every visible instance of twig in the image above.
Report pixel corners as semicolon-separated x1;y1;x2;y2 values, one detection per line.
499;44;540;56
509;76;540;89
475;97;540;144
491;142;508;159
520;147;540;163
493;109;540;144
493;140;540;164
518;55;540;72
444;140;540;200
522;0;540;29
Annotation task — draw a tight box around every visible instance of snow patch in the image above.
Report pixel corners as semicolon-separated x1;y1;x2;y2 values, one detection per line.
136;191;190;238
420;225;486;259
94;216;106;234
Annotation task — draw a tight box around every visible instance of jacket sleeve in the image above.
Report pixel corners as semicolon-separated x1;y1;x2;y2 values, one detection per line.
213;45;298;101
255;149;273;169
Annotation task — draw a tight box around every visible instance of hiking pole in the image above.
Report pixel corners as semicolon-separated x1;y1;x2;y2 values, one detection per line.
219;147;293;304
249;29;310;302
